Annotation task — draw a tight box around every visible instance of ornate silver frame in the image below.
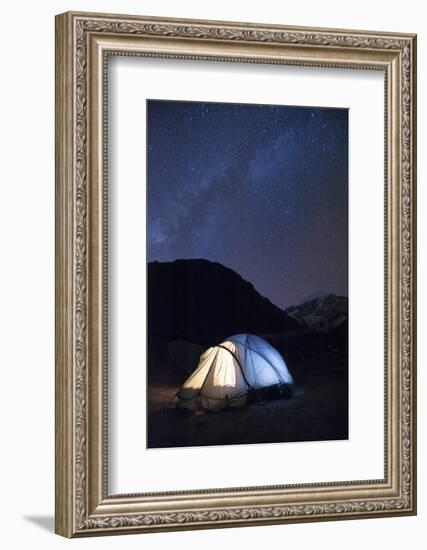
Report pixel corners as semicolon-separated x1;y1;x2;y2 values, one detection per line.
55;11;417;537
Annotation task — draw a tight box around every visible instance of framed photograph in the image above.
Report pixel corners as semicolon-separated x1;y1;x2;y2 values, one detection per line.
55;11;417;537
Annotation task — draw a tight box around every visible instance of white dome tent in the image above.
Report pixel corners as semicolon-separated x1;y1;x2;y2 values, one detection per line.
176;334;293;411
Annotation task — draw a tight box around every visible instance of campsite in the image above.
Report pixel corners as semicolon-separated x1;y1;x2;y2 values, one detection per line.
146;101;349;450
147;259;348;449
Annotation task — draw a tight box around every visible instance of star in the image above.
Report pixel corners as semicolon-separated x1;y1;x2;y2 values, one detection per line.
147;99;348;308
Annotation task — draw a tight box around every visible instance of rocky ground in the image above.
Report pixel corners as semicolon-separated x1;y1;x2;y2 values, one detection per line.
147;343;348;449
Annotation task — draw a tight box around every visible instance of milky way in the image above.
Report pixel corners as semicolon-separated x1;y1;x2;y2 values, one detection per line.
147;100;348;309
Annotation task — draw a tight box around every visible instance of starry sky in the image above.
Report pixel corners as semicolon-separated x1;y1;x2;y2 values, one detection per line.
147;100;348;309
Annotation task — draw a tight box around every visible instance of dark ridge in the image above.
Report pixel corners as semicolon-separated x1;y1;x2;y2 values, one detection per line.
148;259;300;346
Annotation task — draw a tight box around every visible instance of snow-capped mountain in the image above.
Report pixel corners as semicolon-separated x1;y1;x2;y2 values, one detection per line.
286;294;348;333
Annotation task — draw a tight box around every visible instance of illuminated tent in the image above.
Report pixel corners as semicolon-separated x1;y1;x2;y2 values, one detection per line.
176;334;293;411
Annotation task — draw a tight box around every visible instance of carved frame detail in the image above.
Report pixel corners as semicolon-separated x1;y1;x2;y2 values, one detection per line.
55;12;416;537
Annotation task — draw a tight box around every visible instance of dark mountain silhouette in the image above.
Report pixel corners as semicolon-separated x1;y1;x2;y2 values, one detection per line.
148;259;300;346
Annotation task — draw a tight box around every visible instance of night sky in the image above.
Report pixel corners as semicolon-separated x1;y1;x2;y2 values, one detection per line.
147;100;348;309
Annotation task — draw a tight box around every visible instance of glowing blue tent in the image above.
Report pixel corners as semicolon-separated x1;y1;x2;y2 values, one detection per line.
177;334;293;411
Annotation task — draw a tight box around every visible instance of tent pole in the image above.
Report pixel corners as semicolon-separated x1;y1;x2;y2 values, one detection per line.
217;344;266;405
